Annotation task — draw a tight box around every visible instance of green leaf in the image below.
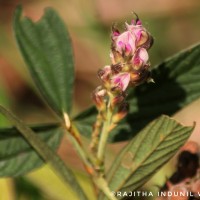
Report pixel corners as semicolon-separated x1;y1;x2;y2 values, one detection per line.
13;6;74;117
99;115;194;200
74;43;200;142
0;105;88;200
0;123;63;177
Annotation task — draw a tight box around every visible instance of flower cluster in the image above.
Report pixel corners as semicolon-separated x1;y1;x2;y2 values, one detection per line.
93;16;153;120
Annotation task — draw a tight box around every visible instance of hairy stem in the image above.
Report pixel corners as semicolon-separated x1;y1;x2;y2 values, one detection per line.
65;123;96;175
64;112;97;166
90;112;104;153
94;176;117;200
97;97;113;169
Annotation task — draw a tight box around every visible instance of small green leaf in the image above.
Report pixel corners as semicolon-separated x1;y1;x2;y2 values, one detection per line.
74;43;200;142
0;123;63;177
13;6;74;117
99;115;194;200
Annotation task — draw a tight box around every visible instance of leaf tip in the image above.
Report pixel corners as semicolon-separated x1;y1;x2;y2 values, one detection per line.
161;114;195;130
42;7;58;20
14;4;23;20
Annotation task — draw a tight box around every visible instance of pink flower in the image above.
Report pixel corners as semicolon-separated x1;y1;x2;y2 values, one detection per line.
133;48;149;69
111;72;130;91
126;22;150;48
114;31;136;56
112;20;151;57
98;65;111;82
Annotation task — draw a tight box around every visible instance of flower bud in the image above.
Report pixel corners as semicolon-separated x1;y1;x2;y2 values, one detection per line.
112;102;129;123
111;17;153;70
111;24;120;37
98;65;111;81
111;93;126;107
136;30;149;47
130;66;151;86
115;31;136;56
111;63;122;74
140;33;154;50
92;87;106;111
98;65;112;89
111;72;130;92
132;48;149;70
110;50;124;64
125;22;151;48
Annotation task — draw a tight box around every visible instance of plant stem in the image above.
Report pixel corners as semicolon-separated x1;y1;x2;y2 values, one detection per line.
90;112;103;153
0;105;88;200
65;122;101;194
63;113;96;174
66;129;95;175
97;97;113;168
94;176;117;200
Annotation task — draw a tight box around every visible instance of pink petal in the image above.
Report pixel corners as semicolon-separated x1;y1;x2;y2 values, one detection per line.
113;31;120;36
138;48;149;63
118;41;124;47
112;73;130;91
136;20;142;25
133;57;141;65
136;30;142;40
125;43;132;54
128;35;136;53
121;73;131;91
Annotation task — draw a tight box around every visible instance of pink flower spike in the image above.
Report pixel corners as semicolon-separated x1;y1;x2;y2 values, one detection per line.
112;73;130;91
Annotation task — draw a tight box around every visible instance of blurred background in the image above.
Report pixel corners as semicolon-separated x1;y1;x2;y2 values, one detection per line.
0;0;200;199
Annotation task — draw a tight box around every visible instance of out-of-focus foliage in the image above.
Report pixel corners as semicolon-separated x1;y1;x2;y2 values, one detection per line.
0;123;63;177
14;177;45;200
0;80;10;126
